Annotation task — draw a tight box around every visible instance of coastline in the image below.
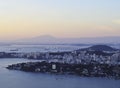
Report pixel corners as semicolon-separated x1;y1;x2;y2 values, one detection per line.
6;61;120;79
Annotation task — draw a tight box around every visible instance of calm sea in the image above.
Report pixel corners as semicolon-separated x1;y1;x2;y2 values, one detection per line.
0;58;119;88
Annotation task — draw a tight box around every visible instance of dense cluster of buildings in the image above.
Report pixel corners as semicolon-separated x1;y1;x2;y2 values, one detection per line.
5;45;120;79
15;50;120;65
0;48;120;65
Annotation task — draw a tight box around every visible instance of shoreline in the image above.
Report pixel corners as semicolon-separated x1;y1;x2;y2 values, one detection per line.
6;61;120;80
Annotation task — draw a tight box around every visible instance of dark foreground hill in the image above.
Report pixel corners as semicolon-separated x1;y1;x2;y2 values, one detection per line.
80;45;117;51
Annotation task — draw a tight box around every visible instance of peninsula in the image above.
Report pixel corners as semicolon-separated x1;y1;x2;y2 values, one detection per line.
6;45;120;79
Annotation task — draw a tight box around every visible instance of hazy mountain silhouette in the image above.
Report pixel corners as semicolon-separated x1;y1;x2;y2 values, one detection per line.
16;35;120;44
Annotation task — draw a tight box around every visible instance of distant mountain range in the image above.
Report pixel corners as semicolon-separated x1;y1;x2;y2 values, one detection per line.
15;35;120;44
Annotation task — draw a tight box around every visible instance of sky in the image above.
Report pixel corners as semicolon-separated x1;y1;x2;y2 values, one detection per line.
0;0;120;41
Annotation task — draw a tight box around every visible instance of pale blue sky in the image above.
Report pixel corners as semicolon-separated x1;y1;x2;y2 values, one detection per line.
0;0;120;40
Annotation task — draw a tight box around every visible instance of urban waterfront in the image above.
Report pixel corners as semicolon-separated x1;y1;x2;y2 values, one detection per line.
0;58;120;88
1;0;120;88
0;45;120;88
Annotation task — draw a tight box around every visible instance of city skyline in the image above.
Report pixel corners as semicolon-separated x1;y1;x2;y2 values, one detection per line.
0;0;120;41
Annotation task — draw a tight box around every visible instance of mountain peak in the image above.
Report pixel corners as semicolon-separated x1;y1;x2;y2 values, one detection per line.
35;35;56;39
